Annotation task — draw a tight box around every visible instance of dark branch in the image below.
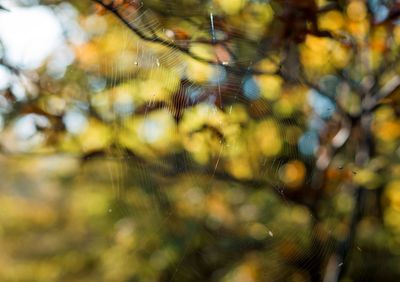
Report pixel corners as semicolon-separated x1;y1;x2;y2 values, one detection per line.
91;0;278;76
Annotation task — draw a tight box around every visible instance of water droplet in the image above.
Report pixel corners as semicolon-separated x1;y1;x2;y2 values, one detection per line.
134;61;138;66
338;166;344;170
165;29;174;38
338;262;343;267
222;61;229;66
268;231;274;237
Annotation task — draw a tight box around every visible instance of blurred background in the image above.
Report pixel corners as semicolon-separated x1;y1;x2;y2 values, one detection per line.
0;0;399;281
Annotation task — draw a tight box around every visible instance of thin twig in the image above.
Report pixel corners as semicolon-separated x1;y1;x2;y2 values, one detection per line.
91;0;277;76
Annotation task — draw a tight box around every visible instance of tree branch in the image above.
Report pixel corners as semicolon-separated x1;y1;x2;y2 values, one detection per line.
91;0;278;76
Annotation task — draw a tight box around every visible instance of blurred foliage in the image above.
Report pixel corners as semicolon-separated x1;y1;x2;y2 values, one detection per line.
0;0;399;281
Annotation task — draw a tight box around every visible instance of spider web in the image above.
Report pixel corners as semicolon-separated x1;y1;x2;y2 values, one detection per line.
83;2;337;281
